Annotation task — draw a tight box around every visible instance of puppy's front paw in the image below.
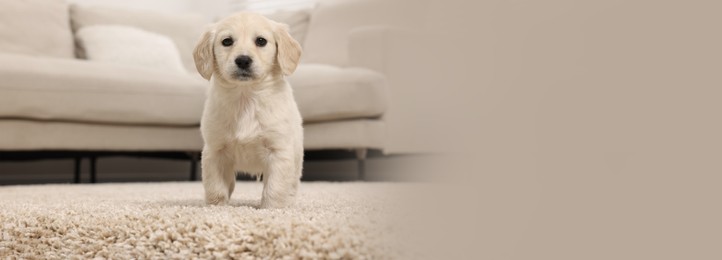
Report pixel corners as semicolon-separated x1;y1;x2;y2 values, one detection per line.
205;190;230;206
260;196;294;209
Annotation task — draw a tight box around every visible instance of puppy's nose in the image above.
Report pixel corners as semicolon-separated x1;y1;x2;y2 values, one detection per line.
235;55;253;70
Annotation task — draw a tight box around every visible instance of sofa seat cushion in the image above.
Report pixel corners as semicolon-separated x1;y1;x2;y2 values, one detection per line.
289;64;388;122
0;53;206;126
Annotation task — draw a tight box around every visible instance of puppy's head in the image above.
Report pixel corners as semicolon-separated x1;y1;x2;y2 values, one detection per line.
193;12;302;84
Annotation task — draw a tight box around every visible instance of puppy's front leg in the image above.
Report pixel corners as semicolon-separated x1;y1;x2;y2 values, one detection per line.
202;150;236;205
260;151;301;208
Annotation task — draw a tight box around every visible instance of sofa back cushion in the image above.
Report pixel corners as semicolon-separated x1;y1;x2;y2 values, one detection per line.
70;4;206;74
76;25;187;74
265;9;313;48
0;0;75;58
302;0;420;67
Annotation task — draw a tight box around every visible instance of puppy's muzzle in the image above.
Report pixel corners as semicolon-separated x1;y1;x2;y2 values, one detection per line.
233;55;254;79
235;55;253;70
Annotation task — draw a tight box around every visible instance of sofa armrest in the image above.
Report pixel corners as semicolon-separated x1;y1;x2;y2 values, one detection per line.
347;26;434;154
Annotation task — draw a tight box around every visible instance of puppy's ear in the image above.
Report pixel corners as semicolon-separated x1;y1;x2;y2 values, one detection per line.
193;26;216;80
273;22;302;76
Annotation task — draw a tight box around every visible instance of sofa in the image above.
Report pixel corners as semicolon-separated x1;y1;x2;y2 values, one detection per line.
0;0;399;178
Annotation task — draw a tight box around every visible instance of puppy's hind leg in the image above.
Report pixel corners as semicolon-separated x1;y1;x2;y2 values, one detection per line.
202;150;236;205
260;151;301;208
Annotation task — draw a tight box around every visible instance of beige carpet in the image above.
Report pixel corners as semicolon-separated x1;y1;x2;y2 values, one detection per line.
0;182;403;259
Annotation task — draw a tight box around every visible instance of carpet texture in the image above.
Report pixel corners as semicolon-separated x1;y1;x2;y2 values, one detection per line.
0;182;402;259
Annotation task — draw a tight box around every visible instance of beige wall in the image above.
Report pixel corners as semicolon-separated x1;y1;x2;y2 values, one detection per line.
408;0;722;259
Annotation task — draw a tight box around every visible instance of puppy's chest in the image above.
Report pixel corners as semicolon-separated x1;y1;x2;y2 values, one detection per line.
233;104;265;143
228;102;265;144
204;91;284;149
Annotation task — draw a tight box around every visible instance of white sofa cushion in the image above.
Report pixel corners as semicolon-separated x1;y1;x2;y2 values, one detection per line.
76;25;186;73
0;0;75;58
0;53;206;126
70;4;206;74
0;54;386;127
289;64;388;122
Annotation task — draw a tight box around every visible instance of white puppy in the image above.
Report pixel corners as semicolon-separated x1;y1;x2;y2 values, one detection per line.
193;12;303;208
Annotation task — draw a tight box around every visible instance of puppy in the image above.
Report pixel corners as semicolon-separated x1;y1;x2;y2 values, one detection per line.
193;12;303;208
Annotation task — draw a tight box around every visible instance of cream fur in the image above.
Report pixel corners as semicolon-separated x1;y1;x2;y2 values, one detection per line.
193;12;303;208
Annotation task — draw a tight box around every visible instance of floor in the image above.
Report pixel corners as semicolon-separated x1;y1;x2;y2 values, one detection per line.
0;154;433;185
0;182;409;258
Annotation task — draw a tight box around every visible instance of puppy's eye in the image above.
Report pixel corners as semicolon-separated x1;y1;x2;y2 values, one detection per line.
255;37;267;47
221;38;234;47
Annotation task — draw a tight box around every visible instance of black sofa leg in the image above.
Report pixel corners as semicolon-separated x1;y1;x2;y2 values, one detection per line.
73;157;82;183
89;156;97;183
356;148;367;181
189;152;200;181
